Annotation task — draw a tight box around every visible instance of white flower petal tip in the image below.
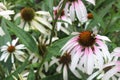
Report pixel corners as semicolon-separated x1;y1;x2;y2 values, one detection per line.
86;0;95;5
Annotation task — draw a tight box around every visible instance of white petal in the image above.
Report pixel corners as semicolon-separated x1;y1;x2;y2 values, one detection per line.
0;10;14;15
63;65;68;80
11;54;14;63
102;67;119;80
60;26;70;35
14;50;25;55
49;58;59;67
44;62;49;72
0;52;8;61
75;0;87;23
56;22;61;31
96;35;111;42
69;3;75;21
15;54;25;62
70;51;80;71
87;71;100;80
12;38;19;46
69;66;81;79
87;48;94;74
15;44;25;50
86;0;95;5
31;20;48;34
56;64;63;73
4;53;10;62
34;16;52;29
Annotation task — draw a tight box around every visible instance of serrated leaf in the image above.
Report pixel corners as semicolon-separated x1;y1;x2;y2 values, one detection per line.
4;18;39;55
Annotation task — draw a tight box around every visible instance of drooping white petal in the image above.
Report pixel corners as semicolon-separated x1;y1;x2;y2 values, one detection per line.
69;2;75;21
63;65;68;80
11;54;14;63
56;64;63;73
87;48;94;75
70;50;81;71
0;52;8;61
31;20;48;34
60;26;70;35
75;0;87;23
34;16;52;29
44;62;49;72
69;66;81;79
87;71;100;80
102;67;119;80
15;54;25;62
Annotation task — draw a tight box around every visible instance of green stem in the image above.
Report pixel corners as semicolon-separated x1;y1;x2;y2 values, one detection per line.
49;0;67;45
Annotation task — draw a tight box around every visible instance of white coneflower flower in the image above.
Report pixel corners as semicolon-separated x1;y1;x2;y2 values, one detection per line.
87;47;120;80
59;0;86;23
0;2;14;20
53;6;71;35
14;7;52;35
0;38;26;63
61;30;111;74
49;53;81;80
87;61;120;80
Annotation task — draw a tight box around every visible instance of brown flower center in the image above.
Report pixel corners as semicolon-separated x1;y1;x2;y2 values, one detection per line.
59;53;71;65
7;45;15;53
78;31;96;47
54;9;65;18
21;7;35;22
87;13;94;19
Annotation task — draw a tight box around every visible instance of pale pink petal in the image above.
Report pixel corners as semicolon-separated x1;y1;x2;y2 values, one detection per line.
87;47;94;74
96;35;111;42
69;3;75;21
75;0;87;23
70;51;81;71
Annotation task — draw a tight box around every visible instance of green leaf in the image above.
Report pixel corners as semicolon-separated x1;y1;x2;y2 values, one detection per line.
41;73;62;80
4;18;39;55
1;18;11;43
27;67;35;80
